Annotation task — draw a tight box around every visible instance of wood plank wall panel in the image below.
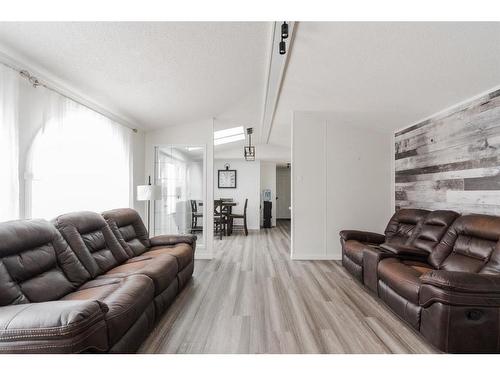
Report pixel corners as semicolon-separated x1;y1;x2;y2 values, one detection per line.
394;89;500;214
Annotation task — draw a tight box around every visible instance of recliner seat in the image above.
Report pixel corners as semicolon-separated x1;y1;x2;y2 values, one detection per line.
55;211;180;297
0;219;108;353
340;208;431;282
103;208;196;291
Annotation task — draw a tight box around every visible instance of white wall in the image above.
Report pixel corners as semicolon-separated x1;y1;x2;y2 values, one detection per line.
214;159;261;230
17;79;146;220
145;119;214;259
260;161;276;227
291;111;392;260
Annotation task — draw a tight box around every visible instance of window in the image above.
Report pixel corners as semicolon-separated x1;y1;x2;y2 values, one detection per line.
0;65;19;222
214;126;245;145
28;94;131;219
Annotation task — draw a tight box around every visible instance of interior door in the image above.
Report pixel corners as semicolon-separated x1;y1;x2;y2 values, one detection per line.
276;166;291;219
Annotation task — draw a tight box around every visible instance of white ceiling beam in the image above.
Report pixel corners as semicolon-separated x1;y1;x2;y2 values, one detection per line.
259;21;296;144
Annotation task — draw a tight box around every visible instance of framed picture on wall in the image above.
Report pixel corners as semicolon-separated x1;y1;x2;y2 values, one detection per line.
218;169;237;188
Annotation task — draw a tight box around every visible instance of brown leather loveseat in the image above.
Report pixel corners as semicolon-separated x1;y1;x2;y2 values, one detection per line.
0;208;195;353
340;209;500;353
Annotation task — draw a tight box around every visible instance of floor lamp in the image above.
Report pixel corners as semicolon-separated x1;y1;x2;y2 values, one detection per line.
136;176;162;234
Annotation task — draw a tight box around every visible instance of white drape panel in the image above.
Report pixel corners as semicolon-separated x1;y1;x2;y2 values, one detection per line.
28;91;131;219
0;65;19;222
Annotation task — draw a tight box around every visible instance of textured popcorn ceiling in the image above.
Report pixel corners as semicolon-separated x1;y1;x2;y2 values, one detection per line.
0;22;270;130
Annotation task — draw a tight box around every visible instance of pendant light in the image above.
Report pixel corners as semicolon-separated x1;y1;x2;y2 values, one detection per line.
244;128;256;161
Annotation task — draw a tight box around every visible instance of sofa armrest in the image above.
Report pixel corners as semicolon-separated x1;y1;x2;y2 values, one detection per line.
339;230;385;244
419;271;500;308
150;234;197;247
379;243;428;258
0;300;109;353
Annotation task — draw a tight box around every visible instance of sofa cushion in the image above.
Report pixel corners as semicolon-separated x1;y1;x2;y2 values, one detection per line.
0;219;90;306
378;258;433;304
102;208;151;257
54;211;129;278
61;275;154;345
103;254;178;295
148;243;194;270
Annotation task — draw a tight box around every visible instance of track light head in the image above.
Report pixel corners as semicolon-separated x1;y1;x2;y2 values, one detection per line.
281;22;289;39
279;40;286;55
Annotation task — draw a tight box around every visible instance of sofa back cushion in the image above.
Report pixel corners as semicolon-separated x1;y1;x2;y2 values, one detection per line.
102;208;150;257
428;214;500;274
407;210;460;254
54;211;129;278
384;209;430;245
0;219;90;306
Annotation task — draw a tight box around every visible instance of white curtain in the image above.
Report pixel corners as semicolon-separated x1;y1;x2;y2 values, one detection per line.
28;91;131;219
0;65;19;222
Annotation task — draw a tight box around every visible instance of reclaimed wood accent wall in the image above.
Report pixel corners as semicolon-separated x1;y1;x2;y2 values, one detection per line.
395;89;500;215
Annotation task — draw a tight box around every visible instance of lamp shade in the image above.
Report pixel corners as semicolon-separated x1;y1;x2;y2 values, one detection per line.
136;184;162;201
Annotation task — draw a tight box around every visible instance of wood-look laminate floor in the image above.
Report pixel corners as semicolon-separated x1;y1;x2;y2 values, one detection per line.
139;220;436;354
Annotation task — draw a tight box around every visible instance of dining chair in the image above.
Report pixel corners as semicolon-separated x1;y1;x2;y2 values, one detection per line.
214;199;228;240
190;200;203;234
229;198;248;236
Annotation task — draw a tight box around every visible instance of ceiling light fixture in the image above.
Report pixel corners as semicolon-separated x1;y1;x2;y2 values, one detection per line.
281;22;289;39
244;128;256;161
279;22;288;55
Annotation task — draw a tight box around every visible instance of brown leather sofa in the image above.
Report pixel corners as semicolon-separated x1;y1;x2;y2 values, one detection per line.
340;208;432;282
340;209;500;353
0;208;195;353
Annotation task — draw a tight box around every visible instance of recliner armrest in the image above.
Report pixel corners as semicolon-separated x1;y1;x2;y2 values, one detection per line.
421;271;500;294
0;300;109;353
419;271;500;308
150;234;197;247
379;243;428;258
339;230;385;244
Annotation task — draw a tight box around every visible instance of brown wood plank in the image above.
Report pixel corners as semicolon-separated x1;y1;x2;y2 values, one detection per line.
464;174;500;191
396;156;500;177
395;87;500;214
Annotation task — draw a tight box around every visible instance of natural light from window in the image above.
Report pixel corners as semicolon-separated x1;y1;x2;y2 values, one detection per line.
214;126;245;145
28;98;131;219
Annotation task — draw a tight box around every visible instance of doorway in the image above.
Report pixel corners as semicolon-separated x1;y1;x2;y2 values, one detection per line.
276;165;291;219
